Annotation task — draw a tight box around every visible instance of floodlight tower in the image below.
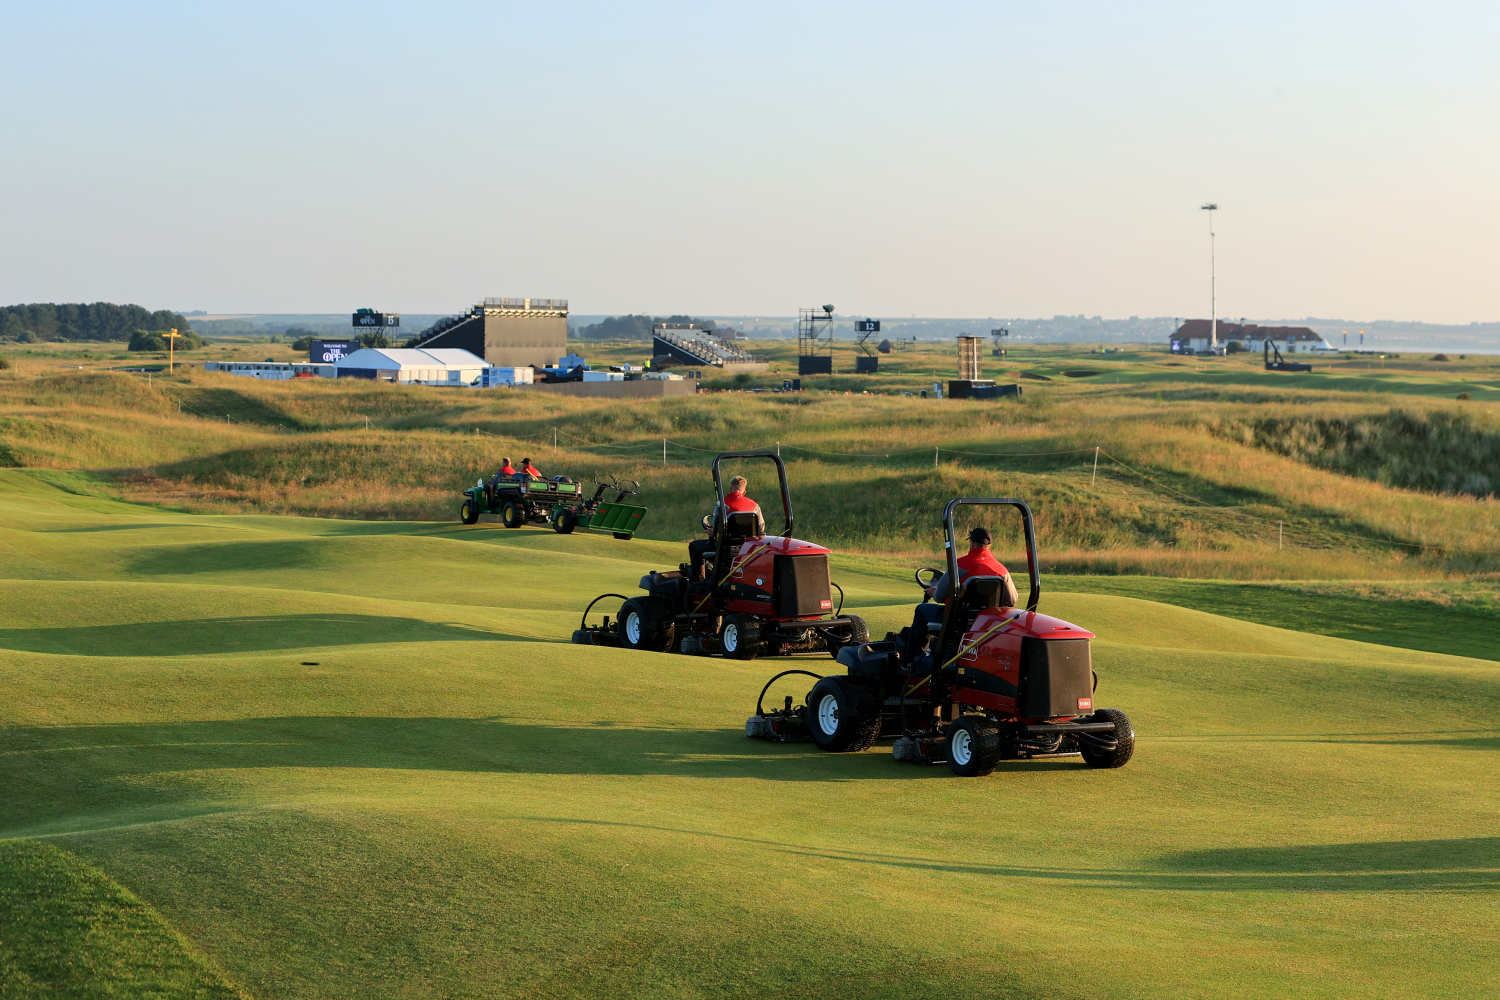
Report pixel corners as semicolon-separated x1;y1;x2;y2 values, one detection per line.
1202;203;1218;353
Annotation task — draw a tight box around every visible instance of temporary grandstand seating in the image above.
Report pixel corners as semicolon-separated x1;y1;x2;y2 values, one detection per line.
651;327;766;368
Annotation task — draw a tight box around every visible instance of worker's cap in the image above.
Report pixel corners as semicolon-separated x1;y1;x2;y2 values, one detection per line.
968;526;992;545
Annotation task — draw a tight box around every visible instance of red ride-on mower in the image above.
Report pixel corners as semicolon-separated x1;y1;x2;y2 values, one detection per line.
577;451;867;659
745;497;1135;775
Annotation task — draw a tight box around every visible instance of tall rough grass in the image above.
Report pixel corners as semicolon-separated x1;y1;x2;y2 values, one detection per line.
1211;407;1500;497
4;367;1497;579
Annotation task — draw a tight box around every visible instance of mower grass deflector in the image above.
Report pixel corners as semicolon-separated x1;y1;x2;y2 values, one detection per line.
747;496;1136;776
461;471;646;539
574;451;866;660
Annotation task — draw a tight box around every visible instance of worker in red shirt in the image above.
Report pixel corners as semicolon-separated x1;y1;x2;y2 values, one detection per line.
903;527;1019;661
499;457;516;477
721;475;765;535
520;457;543;480
689;475;765;582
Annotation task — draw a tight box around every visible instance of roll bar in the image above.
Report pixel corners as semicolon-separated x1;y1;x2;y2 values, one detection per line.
940;496;1040;613
711;451;794;538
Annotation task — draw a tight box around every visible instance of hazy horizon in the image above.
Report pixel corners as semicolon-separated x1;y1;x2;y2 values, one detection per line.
3;2;1496;323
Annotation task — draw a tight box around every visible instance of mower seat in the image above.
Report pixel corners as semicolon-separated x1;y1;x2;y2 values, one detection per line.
959;575;1006;610
722;510;763;552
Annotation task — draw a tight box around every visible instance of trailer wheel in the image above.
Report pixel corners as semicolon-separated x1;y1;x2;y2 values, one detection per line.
718;614;763;660
1081;708;1135;769
459;499;479;525
613;533;632;540
500;501;524;529
553;508;577;534
807;676;881;753
947;716;1002;777
619;598;674;653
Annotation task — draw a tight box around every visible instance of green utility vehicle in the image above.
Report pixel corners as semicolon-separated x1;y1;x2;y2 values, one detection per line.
460;472;647;539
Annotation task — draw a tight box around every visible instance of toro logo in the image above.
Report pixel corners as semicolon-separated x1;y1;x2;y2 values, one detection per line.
819;599;832;610
1077;697;1093;713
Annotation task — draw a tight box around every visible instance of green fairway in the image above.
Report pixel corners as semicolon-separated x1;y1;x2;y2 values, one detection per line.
2;475;1498;998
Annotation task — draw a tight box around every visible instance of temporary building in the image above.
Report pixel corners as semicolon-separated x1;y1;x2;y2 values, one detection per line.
334;348;490;385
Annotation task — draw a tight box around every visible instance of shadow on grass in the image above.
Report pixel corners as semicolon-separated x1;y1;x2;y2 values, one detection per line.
532;818;1500;893
127;539;337;575
0;614;537;656
0;717;964;834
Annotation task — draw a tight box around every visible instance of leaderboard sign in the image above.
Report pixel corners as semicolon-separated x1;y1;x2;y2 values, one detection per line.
311;340;359;364
855;319;881;333
352;310;400;328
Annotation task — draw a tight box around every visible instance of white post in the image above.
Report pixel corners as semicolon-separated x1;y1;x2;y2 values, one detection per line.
663;438;667;467
1202;203;1219;354
554;427;558;448
1279;521;1283;550
776;441;780;457
934;447;939;468
1092;446;1099;486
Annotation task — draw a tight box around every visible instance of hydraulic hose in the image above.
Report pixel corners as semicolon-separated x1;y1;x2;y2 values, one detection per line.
581;593;630;630
755;669;824;717
831;582;845;616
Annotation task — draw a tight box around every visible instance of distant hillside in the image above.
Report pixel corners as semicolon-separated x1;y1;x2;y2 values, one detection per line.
0;302;192;343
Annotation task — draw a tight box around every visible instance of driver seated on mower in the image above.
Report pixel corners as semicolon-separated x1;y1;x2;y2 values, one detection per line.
688;475;765;582
902;526;1019;662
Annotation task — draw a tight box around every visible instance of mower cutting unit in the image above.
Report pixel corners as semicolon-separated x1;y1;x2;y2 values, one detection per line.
574;452;867;658
461;471;646;538
747;498;1135;776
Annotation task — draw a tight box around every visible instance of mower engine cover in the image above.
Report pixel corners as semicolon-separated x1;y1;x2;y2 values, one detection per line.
934;609;1097;721
721;537;836;620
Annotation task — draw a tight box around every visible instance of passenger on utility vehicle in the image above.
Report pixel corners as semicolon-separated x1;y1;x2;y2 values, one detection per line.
902;526;1020;661
688;475;765;582
520;458;544;480
499;457;516;477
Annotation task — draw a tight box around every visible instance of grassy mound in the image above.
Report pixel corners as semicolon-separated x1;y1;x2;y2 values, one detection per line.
1;474;1498;997
0;839;243;998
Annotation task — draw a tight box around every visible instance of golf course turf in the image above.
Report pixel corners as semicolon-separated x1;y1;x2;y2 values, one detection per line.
2;471;1497;998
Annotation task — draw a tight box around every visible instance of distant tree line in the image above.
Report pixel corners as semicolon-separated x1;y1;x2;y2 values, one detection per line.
0;303;193;343
572;314;716;341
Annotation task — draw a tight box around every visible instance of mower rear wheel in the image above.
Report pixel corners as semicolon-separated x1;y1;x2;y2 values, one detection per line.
1080;708;1135;769
807;676;881;753
552;508;577;534
619;598;675;653
500;501;524;529
459;499;479;525
947;716;1003;777
718;614;763;660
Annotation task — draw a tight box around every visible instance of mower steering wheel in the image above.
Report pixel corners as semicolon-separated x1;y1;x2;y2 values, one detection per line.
915;567;942;605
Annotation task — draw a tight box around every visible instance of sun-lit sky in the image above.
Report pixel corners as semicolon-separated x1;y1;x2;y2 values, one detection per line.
2;2;1496;322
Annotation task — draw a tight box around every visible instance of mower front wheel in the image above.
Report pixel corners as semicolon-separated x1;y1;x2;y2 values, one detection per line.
947;716;1003;777
619;598;675;653
718;614;763;660
807;676;881;753
1080;708;1135;769
500;501;524;529
459;499;480;525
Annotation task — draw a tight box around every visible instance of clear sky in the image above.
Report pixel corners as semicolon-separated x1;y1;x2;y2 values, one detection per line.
2;1;1495;322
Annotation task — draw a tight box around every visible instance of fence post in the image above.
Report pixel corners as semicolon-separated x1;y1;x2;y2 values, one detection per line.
663;438;667;467
1092;446;1099;486
1279;521;1283;550
934;447;938;468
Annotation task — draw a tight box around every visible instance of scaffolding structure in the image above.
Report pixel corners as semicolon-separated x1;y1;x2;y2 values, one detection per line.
797;305;835;375
991;327;1009;358
957;336;983;380
854;318;880;373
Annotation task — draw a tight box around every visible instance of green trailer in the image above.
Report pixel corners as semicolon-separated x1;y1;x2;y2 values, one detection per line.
460;472;646;539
